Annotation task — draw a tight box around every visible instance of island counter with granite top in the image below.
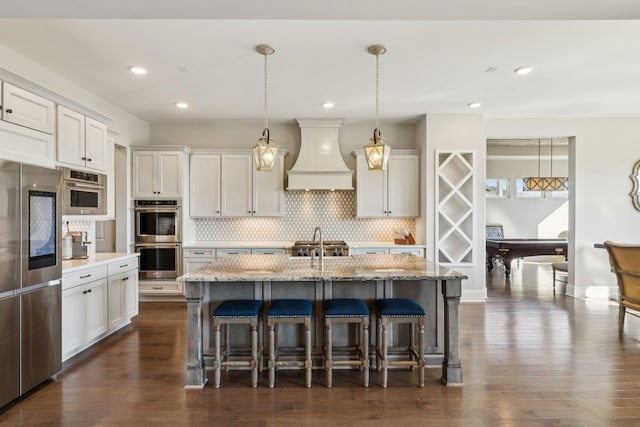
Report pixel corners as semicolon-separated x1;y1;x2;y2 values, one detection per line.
179;253;467;388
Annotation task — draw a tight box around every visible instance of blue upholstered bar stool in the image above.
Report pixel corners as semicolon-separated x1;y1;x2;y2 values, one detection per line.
324;298;370;388
266;299;313;387
375;298;426;388
212;299;263;388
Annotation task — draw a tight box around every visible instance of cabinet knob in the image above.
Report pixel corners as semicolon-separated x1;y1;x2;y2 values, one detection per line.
5;108;12;114
253;210;256;214
248;211;251;213
216;210;220;213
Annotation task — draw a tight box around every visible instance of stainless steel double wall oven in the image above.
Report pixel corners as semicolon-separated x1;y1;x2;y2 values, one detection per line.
134;200;182;281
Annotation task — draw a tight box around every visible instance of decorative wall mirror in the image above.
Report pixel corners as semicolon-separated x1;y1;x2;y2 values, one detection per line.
630;160;640;211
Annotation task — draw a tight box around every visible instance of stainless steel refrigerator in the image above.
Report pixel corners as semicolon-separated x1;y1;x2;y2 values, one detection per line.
0;160;62;408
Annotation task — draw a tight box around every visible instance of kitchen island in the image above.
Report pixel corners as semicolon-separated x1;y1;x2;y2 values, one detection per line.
179;253;466;387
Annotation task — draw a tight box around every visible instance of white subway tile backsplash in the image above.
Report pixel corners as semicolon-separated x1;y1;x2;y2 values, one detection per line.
196;191;415;242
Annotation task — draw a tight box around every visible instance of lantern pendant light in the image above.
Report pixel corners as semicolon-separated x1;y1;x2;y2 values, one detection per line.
253;44;279;172
365;44;391;171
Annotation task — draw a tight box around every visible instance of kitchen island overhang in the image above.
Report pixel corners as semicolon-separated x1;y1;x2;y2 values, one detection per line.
179;253;466;388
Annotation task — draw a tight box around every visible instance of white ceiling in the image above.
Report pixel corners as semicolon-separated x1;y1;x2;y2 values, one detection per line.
1;1;640;124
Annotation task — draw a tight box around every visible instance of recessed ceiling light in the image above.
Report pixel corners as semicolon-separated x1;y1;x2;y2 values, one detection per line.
128;66;147;75
175;102;188;109
514;66;534;75
322;102;334;109
467;101;482;108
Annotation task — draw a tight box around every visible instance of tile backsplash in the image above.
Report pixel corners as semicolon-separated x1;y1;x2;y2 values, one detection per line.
196;191;415;242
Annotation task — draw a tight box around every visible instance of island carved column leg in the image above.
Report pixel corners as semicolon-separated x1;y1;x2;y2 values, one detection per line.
442;278;463;386
184;281;207;388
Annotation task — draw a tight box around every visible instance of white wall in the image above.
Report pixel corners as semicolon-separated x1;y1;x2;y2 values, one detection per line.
0;44;149;147
486;118;640;298
487;157;568;238
423;114;487;302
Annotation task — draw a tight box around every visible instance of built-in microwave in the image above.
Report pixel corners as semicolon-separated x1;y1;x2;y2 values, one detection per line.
61;168;106;215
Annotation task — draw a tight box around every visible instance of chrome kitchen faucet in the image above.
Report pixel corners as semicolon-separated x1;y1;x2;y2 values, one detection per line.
312;226;324;271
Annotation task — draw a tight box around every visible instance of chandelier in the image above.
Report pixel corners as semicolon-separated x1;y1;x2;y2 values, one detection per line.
523;139;568;191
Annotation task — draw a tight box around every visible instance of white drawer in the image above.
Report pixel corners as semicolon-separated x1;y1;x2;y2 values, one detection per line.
107;257;138;275
252;248;286;255
139;281;184;295
184;248;215;257
217;248;251;258
353;248;389;255
389;247;425;257
62;265;108;290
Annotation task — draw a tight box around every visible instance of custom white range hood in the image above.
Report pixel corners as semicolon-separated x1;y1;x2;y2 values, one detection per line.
287;119;353;191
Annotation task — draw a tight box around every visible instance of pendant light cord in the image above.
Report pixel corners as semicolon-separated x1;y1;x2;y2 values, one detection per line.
537;139;541;177
550;138;553;177
263;52;269;133
375;52;380;131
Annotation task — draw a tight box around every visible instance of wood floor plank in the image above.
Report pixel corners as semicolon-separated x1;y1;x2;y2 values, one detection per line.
3;262;640;425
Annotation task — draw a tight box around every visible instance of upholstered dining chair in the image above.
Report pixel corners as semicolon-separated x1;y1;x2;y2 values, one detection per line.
603;241;640;335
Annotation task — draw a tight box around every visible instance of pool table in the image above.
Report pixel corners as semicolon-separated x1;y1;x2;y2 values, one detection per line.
486;238;568;276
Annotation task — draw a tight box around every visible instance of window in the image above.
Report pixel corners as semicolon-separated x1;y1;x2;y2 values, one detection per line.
486;178;509;198
516;178;543;198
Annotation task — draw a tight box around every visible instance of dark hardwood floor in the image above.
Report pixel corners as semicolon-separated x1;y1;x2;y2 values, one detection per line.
3;262;640;426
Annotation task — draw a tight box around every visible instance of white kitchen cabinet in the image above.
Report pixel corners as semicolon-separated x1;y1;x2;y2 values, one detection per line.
62;265;108;360
57;105;108;172
107;257;139;330
220;153;285;217
132;150;184;198
189;154;221;217
108;275;125;330
353;150;420;218
2;81;55;134
62;256;139;361
183;248;216;276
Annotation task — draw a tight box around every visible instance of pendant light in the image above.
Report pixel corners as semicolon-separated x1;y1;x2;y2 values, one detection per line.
523;139;568;191
364;44;391;171
253;44;279;172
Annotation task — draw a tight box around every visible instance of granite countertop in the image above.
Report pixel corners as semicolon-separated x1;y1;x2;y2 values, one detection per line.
178;253;466;282
62;252;139;274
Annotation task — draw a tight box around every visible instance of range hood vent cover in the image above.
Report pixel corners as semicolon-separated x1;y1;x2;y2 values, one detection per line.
287;119;353;191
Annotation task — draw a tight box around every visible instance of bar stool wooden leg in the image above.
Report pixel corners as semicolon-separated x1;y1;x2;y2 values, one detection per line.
363;319;370;387
268;320;275;388
251;319;259;388
213;320;222;388
381;319;389;388
305;318;312;388
418;320;425;387
326;321;333;388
